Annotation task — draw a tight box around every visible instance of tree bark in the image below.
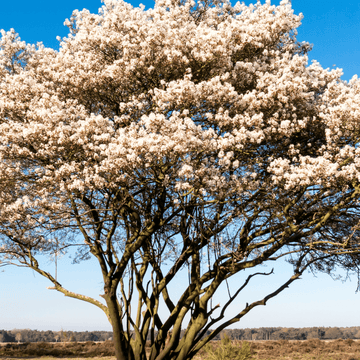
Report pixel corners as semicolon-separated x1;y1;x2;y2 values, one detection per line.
105;293;131;360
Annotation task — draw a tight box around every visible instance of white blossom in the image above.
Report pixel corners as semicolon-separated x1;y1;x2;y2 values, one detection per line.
0;0;358;275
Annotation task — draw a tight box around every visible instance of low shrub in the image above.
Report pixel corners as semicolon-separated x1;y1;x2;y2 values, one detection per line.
306;338;321;348
202;333;253;360
345;339;355;346
0;340;115;357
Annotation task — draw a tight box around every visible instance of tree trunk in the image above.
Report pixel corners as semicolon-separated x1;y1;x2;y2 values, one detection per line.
105;294;132;360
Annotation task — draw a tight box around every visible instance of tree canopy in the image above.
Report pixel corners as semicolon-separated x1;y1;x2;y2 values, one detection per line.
1;0;360;359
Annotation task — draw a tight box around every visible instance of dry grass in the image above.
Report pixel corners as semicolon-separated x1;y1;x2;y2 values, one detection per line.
194;339;360;360
0;340;115;358
1;338;360;359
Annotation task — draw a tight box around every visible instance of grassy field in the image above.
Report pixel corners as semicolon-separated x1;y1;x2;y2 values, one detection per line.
1;338;360;359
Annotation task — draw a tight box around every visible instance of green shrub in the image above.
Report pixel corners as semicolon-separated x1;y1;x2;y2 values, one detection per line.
203;333;253;360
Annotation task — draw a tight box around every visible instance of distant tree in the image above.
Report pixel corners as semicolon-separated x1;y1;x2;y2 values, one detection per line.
91;333;99;341
256;328;271;340
23;329;41;342
318;328;325;339
1;0;360;359
60;329;69;343
43;330;54;342
324;327;343;340
2;331;14;342
231;329;243;340
297;331;307;340
270;329;282;341
0;332;6;342
15;332;22;344
244;329;253;341
306;328;319;339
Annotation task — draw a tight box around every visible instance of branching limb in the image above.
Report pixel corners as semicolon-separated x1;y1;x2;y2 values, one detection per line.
193;268;274;347
188;252;331;358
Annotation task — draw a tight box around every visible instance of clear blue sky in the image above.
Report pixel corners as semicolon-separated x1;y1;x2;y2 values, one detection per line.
1;0;360;332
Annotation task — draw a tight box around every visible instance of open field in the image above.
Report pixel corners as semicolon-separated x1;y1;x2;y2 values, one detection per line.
1;339;360;359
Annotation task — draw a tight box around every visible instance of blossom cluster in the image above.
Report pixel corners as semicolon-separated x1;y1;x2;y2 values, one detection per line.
0;0;358;243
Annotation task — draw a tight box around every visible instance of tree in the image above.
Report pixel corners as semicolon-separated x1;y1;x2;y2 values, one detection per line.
60;328;69;343
15;332;22;344
324;327;343;340
0;0;360;359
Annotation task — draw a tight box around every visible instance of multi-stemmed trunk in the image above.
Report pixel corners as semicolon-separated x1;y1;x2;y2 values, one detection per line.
104;292;132;360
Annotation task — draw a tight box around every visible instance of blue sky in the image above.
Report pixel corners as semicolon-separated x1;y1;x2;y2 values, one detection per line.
1;0;360;332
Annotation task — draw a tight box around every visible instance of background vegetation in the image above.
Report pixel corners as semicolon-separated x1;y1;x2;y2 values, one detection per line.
1;326;360;343
1;337;360;360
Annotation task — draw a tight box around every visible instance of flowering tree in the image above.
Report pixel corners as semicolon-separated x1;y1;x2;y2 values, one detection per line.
1;0;360;359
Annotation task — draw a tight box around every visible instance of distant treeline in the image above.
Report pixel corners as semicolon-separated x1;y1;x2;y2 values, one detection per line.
1;326;360;343
218;326;360;341
0;329;112;343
